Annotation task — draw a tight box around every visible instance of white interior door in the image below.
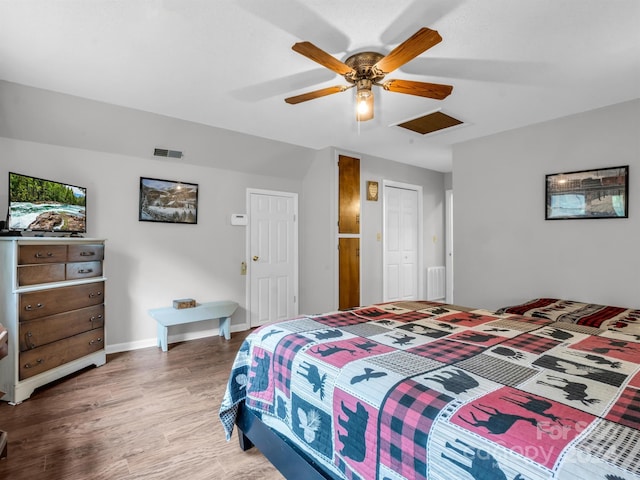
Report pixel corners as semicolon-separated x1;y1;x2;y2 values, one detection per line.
383;182;422;302
445;189;454;304
248;189;298;328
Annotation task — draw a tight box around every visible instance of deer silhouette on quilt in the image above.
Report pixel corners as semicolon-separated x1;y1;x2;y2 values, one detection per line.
458;404;554;435
536;375;600;406
500;391;568;425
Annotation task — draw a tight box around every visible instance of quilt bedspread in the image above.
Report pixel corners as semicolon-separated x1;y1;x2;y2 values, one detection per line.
219;301;640;480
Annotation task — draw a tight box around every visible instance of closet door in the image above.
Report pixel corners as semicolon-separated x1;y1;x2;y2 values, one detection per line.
338;155;360;234
338;155;360;309
384;183;421;301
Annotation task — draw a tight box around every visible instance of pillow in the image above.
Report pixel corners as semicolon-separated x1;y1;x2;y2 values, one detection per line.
497;298;640;330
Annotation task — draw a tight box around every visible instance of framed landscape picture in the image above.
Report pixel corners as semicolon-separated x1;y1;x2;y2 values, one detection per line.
139;177;198;224
545;166;628;220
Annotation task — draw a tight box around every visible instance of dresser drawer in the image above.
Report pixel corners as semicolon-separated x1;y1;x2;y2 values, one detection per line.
18;245;67;265
66;261;103;280
19;282;105;321
18;264;66;286
67;244;104;262
19;304;105;351
19;328;105;380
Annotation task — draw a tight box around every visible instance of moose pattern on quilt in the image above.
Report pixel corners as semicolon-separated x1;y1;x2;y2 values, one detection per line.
219;301;640;480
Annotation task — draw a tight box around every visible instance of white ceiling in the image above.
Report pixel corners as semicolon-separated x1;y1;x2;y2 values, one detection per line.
1;0;639;172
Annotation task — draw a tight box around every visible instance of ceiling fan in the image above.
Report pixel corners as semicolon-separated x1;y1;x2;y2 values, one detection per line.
284;27;453;121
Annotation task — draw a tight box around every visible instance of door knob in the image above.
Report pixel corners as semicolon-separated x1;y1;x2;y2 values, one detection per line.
253;256;259;261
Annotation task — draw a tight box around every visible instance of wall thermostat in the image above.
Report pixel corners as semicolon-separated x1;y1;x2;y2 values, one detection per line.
230;214;248;226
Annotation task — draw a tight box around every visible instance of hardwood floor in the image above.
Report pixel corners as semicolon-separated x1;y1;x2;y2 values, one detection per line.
0;331;285;479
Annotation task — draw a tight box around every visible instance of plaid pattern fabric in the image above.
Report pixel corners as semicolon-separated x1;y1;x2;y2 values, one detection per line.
606;387;640;430
500;332;561;354
314;310;371;327
273;333;314;396
379;379;453;480
219;301;640;480
407;338;485;363
384;310;438;323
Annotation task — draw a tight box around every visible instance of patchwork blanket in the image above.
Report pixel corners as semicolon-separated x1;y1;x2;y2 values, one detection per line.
219;301;640;480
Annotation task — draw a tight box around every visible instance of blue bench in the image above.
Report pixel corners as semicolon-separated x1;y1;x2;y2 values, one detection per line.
148;300;238;351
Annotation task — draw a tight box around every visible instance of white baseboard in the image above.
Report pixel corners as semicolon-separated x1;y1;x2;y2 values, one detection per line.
105;323;249;354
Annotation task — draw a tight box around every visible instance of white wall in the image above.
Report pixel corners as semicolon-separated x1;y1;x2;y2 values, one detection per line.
453;99;640;311
0;137;303;351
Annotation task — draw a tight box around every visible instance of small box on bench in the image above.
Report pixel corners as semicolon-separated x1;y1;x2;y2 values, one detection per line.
173;298;196;309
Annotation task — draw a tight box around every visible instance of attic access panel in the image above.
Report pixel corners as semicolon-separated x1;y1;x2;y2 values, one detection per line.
396;111;463;135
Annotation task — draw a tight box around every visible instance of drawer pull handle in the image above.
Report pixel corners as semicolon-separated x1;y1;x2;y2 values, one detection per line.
89;338;103;345
78;269;94;274
25;303;45;311
89;291;103;298
79;251;95;256
89;314;104;322
24;359;44;369
25;332;36;349
35;252;54;258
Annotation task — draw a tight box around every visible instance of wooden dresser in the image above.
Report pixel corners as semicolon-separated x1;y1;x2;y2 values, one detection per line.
0;238;107;404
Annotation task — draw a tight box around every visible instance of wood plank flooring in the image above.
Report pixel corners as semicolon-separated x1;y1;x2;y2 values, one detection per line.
0;330;285;479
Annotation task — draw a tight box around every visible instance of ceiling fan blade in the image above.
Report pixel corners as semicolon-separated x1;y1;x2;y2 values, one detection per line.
381;79;453;100
284;85;351;104
292;41;354;76
374;27;442;74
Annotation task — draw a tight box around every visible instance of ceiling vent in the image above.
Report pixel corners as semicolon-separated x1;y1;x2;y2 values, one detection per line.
396;111;463;135
154;148;183;159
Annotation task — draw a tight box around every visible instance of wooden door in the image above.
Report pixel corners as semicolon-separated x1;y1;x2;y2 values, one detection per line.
339;238;360;309
338;156;360;234
338;155;360;309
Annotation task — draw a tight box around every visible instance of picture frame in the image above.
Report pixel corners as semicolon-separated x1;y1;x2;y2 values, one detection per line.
139;177;198;224
366;181;379;201
545;166;628;220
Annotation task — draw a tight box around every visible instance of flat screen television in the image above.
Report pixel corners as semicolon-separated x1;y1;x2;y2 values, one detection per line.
7;172;87;234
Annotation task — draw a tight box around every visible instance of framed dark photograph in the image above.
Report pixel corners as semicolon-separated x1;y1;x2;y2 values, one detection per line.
139;177;198;224
546;166;628;220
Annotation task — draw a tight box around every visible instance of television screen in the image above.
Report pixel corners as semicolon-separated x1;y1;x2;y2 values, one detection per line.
8;172;87;233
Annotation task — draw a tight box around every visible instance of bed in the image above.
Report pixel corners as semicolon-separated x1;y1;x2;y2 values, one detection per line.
219;300;640;479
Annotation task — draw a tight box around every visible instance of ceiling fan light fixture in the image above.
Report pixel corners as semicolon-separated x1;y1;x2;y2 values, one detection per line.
356;80;374;121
